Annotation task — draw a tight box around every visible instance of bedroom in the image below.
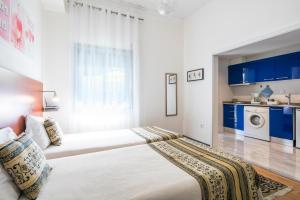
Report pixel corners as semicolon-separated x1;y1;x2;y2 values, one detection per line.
0;0;300;199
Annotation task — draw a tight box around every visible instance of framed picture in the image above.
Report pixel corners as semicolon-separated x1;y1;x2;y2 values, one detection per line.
168;74;177;84
187;68;204;82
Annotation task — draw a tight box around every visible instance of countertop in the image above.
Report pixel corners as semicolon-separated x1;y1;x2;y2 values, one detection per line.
223;101;300;108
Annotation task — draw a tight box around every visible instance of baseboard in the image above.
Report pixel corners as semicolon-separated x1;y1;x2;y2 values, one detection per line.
271;137;294;147
223;127;244;135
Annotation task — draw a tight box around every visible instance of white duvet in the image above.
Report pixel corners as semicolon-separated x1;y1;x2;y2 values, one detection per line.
44;129;145;159
38;145;201;200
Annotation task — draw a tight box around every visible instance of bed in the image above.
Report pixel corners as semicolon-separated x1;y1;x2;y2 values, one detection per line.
43;126;182;159
36;137;262;200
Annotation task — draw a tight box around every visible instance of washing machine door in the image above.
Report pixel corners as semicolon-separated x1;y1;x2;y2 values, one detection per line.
248;113;265;128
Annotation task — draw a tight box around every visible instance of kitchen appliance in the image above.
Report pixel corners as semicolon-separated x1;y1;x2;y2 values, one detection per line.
297;109;300;148
244;106;270;141
251;93;260;104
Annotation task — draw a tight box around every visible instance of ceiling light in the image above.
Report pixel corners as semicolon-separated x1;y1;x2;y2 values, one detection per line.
157;0;175;16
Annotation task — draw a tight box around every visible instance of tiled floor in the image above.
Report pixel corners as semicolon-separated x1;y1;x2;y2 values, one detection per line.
214;132;300;182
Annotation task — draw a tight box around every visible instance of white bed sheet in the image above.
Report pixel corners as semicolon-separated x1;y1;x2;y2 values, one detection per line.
43;129;145;159
38;145;201;200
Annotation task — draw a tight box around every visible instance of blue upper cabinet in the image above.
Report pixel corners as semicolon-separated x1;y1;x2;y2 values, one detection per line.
228;51;300;85
243;63;256;84
228;64;243;85
274;52;298;81
254;57;275;82
228;63;256;85
291;52;300;79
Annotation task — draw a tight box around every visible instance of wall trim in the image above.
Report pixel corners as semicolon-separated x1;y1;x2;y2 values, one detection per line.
213;22;300;56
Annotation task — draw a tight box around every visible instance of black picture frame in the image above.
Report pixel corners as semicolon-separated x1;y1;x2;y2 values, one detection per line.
187;68;204;82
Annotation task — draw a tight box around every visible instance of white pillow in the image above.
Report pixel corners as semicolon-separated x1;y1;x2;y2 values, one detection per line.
0;162;21;200
25;115;51;150
0;127;17;144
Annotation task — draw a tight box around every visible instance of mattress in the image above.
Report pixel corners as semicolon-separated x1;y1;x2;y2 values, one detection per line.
38;144;201;200
36;138;262;200
44;126;182;159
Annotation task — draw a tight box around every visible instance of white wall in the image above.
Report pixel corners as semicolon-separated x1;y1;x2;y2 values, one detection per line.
42;11;71;131
183;0;300;145
0;0;43;80
42;10;184;133
139;15;183;132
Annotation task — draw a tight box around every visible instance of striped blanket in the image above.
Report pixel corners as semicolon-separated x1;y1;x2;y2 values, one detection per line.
150;137;262;200
131;126;182;143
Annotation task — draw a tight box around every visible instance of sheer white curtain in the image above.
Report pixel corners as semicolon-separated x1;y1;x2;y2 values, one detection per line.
69;1;140;132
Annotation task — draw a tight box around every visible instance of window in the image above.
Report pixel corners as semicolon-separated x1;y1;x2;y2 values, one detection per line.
72;43;135;131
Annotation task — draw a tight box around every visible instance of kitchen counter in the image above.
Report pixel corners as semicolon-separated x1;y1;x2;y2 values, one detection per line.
223;101;300;108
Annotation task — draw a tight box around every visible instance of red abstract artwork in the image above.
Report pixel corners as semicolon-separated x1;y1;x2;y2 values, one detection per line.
0;0;10;42
0;0;35;58
11;13;24;50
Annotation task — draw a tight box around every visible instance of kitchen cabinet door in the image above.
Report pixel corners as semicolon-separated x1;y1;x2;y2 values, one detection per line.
223;104;244;131
243;62;256;84
223;104;235;128
291;52;300;79
228;64;243;85
274;52;298;81
255;58;275;82
269;107;293;140
228;63;256;85
235;105;244;131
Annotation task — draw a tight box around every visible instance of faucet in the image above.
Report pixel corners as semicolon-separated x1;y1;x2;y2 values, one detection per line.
285;93;292;105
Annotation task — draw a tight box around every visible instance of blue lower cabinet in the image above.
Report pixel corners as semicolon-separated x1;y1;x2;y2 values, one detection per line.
269;107;294;140
236;105;244;130
223;104;244;131
223;104;235;128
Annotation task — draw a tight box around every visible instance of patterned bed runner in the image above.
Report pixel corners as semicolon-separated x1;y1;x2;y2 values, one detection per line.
131;126;182;143
149;137;262;200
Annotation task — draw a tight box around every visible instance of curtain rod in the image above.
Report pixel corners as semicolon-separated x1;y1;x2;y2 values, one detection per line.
67;0;144;21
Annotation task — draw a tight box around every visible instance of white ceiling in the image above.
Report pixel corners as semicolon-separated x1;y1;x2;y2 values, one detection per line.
41;0;66;12
41;0;209;18
112;0;210;18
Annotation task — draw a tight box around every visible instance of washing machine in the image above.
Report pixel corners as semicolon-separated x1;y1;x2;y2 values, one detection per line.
244;106;270;141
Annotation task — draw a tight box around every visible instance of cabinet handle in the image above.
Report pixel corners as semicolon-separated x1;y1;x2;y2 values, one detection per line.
226;106;234;108
270;108;282;111
276;77;289;79
264;78;274;81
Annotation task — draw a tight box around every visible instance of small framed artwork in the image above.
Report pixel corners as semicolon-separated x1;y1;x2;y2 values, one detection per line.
187;68;204;82
169;74;177;84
